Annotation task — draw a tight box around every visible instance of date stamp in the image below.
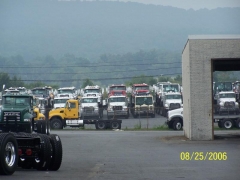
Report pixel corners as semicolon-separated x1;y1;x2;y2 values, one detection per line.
180;152;227;161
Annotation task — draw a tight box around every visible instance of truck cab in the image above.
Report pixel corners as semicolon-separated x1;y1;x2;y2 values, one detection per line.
0;93;36;133
107;95;129;119
216;91;239;115
161;92;182;117
80;96;102;119
49;99;81;129
131;93;155;118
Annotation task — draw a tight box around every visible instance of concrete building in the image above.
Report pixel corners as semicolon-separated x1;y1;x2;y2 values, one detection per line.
182;35;240;140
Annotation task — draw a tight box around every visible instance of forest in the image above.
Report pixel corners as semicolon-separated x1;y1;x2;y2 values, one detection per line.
0;0;240;88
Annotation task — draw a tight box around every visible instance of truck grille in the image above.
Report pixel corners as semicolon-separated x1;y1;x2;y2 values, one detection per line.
84;107;94;113
3;112;21;122
140;107;149;111
169;103;180;109
224;101;235;108
113;106;122;110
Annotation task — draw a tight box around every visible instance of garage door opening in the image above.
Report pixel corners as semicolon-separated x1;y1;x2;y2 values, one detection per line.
212;58;240;138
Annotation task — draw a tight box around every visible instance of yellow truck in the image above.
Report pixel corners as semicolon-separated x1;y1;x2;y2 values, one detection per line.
33;96;50;134
49;99;122;130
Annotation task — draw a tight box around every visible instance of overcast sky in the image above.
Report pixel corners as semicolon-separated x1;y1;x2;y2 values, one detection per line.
102;0;240;10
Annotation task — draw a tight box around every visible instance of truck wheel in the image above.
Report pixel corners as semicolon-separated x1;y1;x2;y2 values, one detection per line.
111;121;121;129
151;113;155;118
221;119;233;129
36;134;51;170
235;118;240;128
37;120;47;134
95;121;106;130
48;134;62;171
125;115;129;119
50;118;63;129
173;120;182;130
0;133;18;175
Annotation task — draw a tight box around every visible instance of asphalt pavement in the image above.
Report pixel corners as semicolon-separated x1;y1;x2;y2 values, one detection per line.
4;130;240;180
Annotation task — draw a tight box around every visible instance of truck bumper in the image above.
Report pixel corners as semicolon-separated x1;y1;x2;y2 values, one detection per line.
135;110;154;116
66;120;84;126
107;110;128;116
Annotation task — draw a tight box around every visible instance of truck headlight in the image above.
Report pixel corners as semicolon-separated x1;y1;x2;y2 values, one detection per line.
220;102;224;107
24;119;31;122
164;104;169;108
123;106;127;111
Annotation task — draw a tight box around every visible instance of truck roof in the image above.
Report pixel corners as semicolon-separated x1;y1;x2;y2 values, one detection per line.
58;86;76;90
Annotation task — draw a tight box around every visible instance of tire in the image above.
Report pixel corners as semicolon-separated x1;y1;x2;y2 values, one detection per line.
48;134;62;171
50;118;63;129
125;115;129;119
111;121;121;129
218;121;222;128
151;113;155;118
95;121;106;130
173;120;183;130
36;134;51;170
235;118;240;128
0;133;18;175
36;120;47;134
26;122;33;134
221;119;233;129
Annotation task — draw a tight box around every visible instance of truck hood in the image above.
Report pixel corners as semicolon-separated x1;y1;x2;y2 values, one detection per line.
168;107;183;117
1;106;33;119
219;98;236;102
49;107;65;115
81;103;98;108
165;99;182;104
109;102;126;107
54;103;65;108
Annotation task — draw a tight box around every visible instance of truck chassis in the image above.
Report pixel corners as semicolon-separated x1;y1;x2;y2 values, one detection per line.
0;132;62;175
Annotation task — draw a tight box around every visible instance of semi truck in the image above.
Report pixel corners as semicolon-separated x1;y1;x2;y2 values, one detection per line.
166;107;240;130
49;99;122;130
0;92;62;175
107;90;129;119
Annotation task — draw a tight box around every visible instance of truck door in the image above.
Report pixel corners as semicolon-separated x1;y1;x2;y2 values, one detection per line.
65;102;78;119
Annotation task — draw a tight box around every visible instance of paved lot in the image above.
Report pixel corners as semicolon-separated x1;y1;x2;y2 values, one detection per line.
3;130;240;180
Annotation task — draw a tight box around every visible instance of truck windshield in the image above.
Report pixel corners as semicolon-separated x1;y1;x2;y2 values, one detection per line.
32;89;48;95
215;82;232;92
165;94;181;99
136;97;152;105
135;86;149;91
109;97;126;102
163;85;179;92
81;98;98;103
219;93;235;98
84;89;100;93
58;89;74;94
109;86;126;91
54;99;69;104
3;96;31;106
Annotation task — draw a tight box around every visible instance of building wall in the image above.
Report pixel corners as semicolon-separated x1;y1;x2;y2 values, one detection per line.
182;38;240;140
